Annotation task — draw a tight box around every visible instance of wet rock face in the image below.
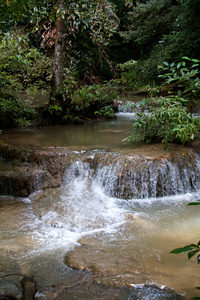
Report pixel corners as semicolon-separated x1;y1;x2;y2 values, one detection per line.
1;141;200;198
0;143;69;197
110;152;200;198
65;150;200;199
0;168;51;197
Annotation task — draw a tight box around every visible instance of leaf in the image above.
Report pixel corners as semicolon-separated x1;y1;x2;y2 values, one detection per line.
177;62;181;69
168;78;178;82
197;255;200;264
182;56;190;60
191;59;200;63
170;246;195;254
187;201;200;206
191;64;199;68
163;61;169;66
188;250;200;260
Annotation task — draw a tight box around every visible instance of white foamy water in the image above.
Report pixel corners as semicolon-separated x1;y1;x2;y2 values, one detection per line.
1;155;200;298
29;163;127;253
116;112;137;119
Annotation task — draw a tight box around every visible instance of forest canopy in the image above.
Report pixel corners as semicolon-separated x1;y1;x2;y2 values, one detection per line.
0;0;200;127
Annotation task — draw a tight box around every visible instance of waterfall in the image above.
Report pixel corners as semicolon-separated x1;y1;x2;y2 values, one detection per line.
64;150;200;199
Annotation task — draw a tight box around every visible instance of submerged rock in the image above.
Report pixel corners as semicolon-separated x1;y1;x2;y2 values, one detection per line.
42;274;183;300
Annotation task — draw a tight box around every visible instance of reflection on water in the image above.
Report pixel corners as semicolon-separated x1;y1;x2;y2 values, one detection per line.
1;113;139;153
1;113;190;156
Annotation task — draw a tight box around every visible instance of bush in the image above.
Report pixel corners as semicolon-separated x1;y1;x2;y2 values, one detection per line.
122;57;200;150
123;96;200;150
158;57;200;109
65;83;118;121
0;30;52;97
0;29;53;127
117;56;165;89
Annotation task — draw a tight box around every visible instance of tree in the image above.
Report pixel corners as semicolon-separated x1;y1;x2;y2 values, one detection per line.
50;0;68;107
120;0;179;56
119;0;200;87
1;0;119;113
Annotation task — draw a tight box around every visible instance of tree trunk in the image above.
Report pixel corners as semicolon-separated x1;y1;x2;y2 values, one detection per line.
49;0;66;107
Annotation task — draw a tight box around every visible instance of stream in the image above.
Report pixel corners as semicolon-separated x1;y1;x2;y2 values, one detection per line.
1;112;200;299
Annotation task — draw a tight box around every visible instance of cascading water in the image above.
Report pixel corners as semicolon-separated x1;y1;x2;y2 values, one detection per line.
1;111;200;299
22;150;200;298
63;150;200;199
33;158;126;236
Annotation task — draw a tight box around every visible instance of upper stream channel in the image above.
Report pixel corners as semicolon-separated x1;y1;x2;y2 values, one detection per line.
1;105;200;299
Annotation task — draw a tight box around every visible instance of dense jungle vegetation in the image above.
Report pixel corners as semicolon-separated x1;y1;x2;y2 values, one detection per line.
0;0;200;147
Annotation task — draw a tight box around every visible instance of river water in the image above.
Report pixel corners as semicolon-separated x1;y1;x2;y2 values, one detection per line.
0;112;184;155
1;112;200;299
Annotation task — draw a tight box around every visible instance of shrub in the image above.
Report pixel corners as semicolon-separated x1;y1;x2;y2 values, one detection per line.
67;83;118;120
158;57;200;108
123;96;200;150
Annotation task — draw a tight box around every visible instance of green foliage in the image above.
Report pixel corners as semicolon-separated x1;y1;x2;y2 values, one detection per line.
0;95;36;125
123;96;200;150
29;0;119;84
119;0;200;87
123;56;200;149
170;241;200;261
68;83;118;120
171;199;200;299
48;105;62;115
75;84;117;108
0;30;52;96
117;55;165;89
0;29;52;126
121;0;179;51
94;105;114;118
158;57;200;101
187;200;200;206
173;0;200;60
117;60;138;86
67;0;119;45
62;67;78;97
63;113;82;124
